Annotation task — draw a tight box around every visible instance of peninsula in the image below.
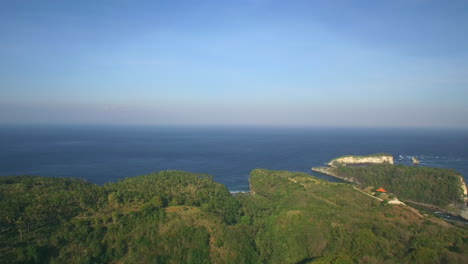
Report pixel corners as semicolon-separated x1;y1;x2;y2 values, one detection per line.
328;153;394;167
313;154;468;220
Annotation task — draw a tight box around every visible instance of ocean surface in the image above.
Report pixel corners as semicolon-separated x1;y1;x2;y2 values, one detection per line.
1;125;467;191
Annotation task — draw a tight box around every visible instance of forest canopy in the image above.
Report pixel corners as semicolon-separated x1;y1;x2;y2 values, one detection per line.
1;169;467;264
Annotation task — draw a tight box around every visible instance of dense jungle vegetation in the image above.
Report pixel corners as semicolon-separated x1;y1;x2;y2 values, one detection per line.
1;169;467;263
333;165;465;209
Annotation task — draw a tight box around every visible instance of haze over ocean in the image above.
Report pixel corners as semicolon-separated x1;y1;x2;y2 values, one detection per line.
1;0;468;128
1;125;467;191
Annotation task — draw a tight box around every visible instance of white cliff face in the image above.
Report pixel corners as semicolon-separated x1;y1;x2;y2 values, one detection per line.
460;176;468;198
328;155;394;167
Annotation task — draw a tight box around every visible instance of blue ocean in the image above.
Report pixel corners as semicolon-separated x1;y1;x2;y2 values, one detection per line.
1;125;467;191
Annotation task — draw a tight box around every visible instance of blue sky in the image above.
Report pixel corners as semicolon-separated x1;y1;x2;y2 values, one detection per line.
1;0;468;127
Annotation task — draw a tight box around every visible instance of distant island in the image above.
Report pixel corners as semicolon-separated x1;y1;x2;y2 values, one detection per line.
313;153;468;220
1;164;468;263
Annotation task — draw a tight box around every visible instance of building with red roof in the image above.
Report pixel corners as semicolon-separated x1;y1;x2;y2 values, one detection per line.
376;187;387;193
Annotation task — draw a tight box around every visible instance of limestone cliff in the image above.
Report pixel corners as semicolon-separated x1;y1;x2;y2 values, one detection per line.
328;154;394;167
460;176;468;201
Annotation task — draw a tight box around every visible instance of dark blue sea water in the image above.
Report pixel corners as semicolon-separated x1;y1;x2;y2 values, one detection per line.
1;125;467;191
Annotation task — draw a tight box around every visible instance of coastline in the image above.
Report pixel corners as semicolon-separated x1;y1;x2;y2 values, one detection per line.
312;164;468;222
311;167;358;183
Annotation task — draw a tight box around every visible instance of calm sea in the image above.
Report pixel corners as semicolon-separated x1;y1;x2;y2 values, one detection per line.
1;125;467;191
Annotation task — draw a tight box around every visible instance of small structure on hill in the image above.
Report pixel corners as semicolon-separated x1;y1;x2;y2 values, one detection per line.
376;187;387;193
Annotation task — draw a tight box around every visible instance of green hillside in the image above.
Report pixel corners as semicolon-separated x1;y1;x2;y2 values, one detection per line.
1;170;467;263
245;169;467;263
327;164;465;211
